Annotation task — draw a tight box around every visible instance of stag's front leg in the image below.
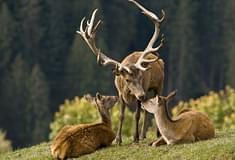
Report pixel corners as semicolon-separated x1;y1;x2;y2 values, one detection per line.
134;101;141;143
140;110;151;139
115;98;126;145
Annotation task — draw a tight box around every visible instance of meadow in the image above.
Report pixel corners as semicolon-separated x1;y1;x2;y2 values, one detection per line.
1;129;235;160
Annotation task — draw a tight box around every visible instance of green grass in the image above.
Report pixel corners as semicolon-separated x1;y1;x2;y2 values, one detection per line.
1;129;235;160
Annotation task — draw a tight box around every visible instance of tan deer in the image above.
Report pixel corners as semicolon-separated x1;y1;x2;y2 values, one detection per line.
50;93;118;160
141;91;215;146
77;0;165;144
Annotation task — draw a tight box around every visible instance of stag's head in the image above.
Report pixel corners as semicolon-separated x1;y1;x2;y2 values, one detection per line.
115;64;148;101
77;0;165;101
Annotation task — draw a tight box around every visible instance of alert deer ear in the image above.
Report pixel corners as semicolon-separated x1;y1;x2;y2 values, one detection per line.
112;65;121;76
112;68;121;76
113;96;119;103
155;95;159;103
96;92;102;100
166;89;177;101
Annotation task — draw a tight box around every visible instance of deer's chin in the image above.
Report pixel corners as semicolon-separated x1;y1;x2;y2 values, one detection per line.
141;98;158;113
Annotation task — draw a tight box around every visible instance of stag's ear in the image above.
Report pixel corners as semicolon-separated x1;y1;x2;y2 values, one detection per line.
166;90;177;101
112;68;121;76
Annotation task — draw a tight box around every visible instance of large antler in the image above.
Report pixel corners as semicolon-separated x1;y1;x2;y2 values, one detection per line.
77;9;131;73
129;0;165;71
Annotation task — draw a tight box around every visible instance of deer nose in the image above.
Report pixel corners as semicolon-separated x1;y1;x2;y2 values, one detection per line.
137;95;146;101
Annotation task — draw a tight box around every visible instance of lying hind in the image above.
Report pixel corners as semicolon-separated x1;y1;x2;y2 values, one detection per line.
141;90;215;146
51;93;118;160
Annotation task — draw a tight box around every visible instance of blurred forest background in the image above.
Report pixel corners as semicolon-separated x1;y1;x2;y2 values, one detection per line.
0;0;234;149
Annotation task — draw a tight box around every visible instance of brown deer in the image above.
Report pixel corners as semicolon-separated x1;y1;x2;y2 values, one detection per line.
141;91;215;147
50;93;118;160
77;0;165;144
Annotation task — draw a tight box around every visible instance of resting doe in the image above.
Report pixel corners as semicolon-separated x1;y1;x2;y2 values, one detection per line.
50;93;118;160
141;91;215;146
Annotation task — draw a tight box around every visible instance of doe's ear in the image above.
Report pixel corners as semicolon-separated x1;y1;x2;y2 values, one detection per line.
166;89;177;101
155;95;159;102
96;92;102;100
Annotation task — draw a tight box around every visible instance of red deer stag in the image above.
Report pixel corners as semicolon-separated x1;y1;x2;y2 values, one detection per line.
77;0;165;144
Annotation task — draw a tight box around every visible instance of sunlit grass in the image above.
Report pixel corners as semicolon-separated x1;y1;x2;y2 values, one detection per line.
1;129;235;160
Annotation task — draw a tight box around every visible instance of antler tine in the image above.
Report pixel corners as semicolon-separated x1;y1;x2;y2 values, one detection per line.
77;17;85;35
129;0;165;53
129;0;165;71
77;9;132;74
87;9;98;36
134;34;164;71
129;0;165;23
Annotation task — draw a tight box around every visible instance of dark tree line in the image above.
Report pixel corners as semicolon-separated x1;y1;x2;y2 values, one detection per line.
0;0;234;148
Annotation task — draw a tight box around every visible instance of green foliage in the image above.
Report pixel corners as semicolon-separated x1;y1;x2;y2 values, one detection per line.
0;3;14;71
0;130;12;153
224;0;235;88
49;96;135;139
167;0;200;100
0;56;51;147
173;86;235;129
26;64;51;145
1;55;31;148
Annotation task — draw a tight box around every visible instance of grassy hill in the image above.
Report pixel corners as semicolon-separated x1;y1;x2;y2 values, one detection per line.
1;129;235;160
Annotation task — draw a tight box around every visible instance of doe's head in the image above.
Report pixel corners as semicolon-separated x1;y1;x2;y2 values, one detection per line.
95;92;118;110
141;90;177;114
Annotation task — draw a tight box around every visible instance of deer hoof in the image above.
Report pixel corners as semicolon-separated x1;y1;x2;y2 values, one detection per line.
140;134;146;140
148;141;154;146
115;137;122;145
133;137;139;143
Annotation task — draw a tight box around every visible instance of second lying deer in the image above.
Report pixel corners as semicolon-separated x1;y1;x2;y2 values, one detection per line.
51;93;118;160
141;91;215;146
